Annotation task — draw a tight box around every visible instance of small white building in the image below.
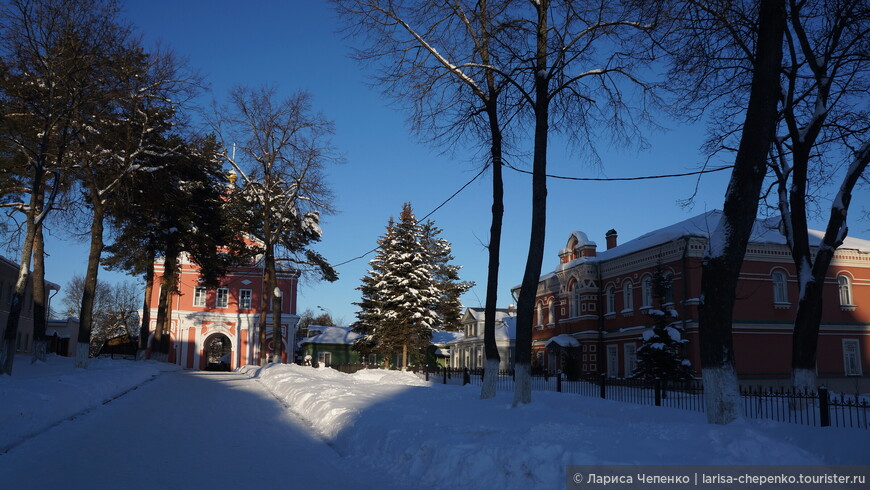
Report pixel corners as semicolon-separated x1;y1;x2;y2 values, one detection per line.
447;307;517;370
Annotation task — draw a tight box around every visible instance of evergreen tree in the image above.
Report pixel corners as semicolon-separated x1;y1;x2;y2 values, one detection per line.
634;264;693;382
354;204;440;368
420;221;473;331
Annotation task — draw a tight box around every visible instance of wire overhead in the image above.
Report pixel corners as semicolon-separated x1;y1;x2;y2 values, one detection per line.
333;161;732;268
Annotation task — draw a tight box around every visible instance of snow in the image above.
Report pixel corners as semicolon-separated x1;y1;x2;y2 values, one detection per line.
551;210;870;276
0;355;177;452
545;334;580;348
301;326;360;345
3;357;868;489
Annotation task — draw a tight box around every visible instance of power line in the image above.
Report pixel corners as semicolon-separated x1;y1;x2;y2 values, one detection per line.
333;161;733;268
333;164;490;268
502;161;734;181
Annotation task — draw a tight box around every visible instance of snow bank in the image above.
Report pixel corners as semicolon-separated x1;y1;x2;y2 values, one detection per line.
0;355;175;451
242;364;867;489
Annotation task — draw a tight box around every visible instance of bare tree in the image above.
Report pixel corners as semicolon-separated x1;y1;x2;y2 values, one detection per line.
662;0;787;424
216;86;339;366
766;0;869;392
337;0;659;404
335;0;515;399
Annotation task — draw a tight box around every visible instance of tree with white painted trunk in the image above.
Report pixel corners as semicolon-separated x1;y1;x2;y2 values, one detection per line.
215;86;339;366
765;0;869;392
337;0;661;404
334;0;514;398
660;0;787;424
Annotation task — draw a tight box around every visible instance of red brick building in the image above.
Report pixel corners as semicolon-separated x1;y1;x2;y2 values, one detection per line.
516;210;869;390
146;253;299;370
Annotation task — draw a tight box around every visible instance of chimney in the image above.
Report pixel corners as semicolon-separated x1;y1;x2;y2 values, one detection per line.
605;229;618;250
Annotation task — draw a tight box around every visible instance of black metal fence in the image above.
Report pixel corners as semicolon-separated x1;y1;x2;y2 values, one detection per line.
329;364;868;430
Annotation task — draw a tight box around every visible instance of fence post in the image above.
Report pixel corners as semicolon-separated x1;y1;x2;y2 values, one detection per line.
463;367;470;386
599;373;606;399
819;387;830;427
443;366;447;384
425;366;429;382
557;371;562;393
654;378;662;406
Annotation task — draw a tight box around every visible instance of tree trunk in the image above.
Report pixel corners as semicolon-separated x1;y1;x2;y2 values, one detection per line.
481;98;504;400
138;248;155;360
153;248;178;363
31;191;48;363
698;0;785;424
791;142;869;391
1;171;42;375
269;250;283;365
513;0;550;406
76;203;106;368
259;242;274;366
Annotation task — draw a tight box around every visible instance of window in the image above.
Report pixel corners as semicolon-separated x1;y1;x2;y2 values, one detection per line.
772;271;788;303
193;287;207;307
606;287;616;314
571;285;581;317
548;300;555;325
663;272;675;304
838;275;853;306
843;339;862;376
536;302;544;326
607;345;618;377
239;289;252;309
642;277;652;307
623;282;633;311
317;351;332;367
366;353;377;365
216;288;229;308
624;343;637;377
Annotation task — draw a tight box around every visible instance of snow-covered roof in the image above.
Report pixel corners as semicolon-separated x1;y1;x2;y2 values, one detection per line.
461;307;517;324
545;334;580;348
302;326;360;345
431;330;464;345
495;316;516;340
553;210;870;274
560;231;596;255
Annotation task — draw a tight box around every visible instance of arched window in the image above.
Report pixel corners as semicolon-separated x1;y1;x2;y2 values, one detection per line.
623;282;633;311
536;302;544;326
571;283;581;317
839;275;853;306
772;270;788;303
548;299;556;325
663;272;675;304
641;276;652;307
606;286;616;314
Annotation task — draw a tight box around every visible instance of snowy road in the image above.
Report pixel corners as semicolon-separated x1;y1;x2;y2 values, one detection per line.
0;370;400;489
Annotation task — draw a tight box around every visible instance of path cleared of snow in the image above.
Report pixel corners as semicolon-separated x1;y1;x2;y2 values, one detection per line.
0;355;173;452
243;363;870;490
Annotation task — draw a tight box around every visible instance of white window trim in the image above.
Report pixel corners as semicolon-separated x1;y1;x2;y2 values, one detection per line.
772;270;790;306
641;276;653;308
624;343;637;378
239;289;252;309
838;275;856;309
606;287;616;314
216;288;229;308
193;287;207;307
623;282;634;312
843;339;862;376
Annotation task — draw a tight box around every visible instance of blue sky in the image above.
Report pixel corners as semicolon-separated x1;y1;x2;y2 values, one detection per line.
34;1;869;324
